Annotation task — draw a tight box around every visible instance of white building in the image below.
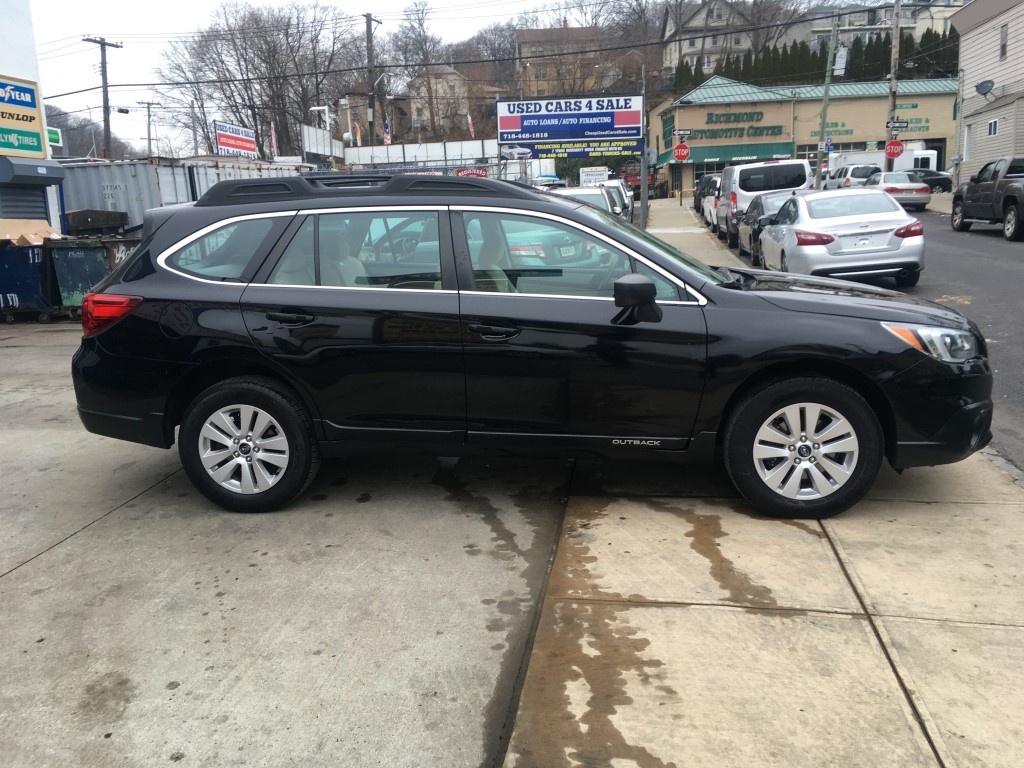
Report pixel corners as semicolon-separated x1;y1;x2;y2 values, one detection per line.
952;0;1024;178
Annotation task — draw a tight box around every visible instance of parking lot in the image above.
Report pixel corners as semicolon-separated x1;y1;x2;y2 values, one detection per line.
2;206;1022;766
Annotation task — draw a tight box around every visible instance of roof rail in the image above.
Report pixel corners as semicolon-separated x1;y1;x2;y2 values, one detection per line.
196;173;542;206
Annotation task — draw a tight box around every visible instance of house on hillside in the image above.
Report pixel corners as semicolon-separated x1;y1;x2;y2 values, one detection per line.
406;65;472;141
516;27;605;98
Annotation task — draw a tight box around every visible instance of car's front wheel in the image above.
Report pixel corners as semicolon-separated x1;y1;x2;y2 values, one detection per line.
723;378;883;518
179;377;320;513
951;201;972;231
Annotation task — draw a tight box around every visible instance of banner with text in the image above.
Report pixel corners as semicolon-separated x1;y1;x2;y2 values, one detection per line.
497;96;644;159
213;120;259;160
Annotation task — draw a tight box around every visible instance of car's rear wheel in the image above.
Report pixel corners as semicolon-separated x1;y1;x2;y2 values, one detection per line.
723;378;883;518
179;377;320;513
1003;203;1023;241
951;201;972;231
931;184;944;194
750;240;762;267
727;226;738;248
895;270;920;288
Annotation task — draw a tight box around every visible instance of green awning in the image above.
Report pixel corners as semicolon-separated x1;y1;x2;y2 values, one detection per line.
658;141;795;165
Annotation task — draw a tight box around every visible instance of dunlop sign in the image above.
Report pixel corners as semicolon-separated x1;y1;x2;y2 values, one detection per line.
0;75;45;159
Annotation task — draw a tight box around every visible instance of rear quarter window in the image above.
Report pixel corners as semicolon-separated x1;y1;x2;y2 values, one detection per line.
166;218;279;280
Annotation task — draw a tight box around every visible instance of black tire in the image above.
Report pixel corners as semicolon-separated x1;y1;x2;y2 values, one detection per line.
727;226;738;249
178;377;320;513
750;240;762;267
722;378;883;518
951;200;972;232
931;185;944;194
1003;202;1023;241
717;221;727;241
895;270;920;288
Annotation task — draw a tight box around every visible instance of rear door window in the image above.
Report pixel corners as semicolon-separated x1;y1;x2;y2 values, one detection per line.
771;164;807;189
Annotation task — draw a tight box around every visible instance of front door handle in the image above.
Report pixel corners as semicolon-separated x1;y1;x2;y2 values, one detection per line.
266;312;315;326
466;323;520;340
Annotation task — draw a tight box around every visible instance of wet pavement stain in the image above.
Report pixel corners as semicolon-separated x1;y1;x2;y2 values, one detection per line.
648;499;777;609
507;498;678;768
79;672;138;725
433;460;570;768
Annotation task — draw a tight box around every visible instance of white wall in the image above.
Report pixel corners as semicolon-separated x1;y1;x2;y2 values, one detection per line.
0;0;41;84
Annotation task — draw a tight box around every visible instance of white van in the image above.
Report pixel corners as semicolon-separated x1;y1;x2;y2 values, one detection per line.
718;159;812;248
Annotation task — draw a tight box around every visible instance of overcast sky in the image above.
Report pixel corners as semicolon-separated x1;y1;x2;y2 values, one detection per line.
30;0;524;153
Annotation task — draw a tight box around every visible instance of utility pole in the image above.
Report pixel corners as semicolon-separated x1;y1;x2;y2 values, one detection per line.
885;0;903;172
814;14;840;190
365;14;380;148
83;37;123;159
138;100;161;156
639;59;649;229
190;101;199;156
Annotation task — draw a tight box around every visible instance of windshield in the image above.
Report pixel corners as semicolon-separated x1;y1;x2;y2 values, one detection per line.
883;173;919;184
563;191;609;209
806;194;902;219
568;205;726;286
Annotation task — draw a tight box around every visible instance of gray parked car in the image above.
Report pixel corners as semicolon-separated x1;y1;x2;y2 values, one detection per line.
825;164;882;190
759;189;924;288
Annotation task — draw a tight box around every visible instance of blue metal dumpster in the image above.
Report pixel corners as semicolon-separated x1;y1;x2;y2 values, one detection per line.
0;246;59;323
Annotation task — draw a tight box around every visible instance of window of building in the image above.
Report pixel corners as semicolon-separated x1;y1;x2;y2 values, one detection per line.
711;35;718;45
536;65;548;79
704;55;712;68
733;35;742;44
689;37;697;48
988;119;998;136
1000;24;1008;59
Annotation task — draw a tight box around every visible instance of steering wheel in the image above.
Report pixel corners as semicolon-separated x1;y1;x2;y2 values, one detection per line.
379;235;418;262
594;250;627;293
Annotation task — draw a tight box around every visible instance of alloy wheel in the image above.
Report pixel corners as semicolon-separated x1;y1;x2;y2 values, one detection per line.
198;403;291;494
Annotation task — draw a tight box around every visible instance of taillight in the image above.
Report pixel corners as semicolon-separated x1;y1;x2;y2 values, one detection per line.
795;230;835;246
894;220;924;238
883;187;904;194
917;186;931;194
730;192;737;219
81;293;143;336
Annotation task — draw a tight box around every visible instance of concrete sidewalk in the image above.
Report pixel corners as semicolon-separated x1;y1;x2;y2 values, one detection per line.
502;198;1024;768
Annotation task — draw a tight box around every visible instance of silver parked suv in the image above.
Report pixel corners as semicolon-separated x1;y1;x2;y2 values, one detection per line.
718;160;812;248
825;164;882;190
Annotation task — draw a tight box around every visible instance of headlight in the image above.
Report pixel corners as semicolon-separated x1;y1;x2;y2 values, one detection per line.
882;322;978;363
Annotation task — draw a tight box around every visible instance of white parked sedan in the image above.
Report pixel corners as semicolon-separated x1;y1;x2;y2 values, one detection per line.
862;172;932;211
759;188;925;288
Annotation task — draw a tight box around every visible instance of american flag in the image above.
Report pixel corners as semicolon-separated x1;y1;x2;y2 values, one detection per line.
383;113;392;145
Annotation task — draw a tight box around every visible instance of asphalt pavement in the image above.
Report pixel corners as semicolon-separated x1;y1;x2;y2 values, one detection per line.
1;207;1022;768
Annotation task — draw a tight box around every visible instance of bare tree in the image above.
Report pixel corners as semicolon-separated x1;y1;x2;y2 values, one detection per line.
157;1;363;159
389;2;448;139
745;0;805;51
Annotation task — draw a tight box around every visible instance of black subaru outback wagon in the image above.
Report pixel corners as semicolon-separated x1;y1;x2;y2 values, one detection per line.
72;174;992;518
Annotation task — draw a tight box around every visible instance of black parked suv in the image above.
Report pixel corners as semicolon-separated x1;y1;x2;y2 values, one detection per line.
73;174;993;518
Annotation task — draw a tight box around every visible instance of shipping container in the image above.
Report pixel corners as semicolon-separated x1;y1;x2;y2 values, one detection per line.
58;157;311;233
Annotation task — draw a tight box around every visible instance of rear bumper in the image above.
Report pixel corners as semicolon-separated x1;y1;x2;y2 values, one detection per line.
77;406;172;449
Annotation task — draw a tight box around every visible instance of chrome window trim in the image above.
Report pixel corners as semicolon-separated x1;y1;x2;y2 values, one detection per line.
452;205;708;306
157;206;449;286
156;211;298;285
249;284;457;295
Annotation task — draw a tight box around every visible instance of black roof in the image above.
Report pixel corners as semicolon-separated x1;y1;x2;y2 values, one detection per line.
196;174;544;207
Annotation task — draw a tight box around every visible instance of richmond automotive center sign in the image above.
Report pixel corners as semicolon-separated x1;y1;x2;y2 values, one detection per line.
497;97;644;159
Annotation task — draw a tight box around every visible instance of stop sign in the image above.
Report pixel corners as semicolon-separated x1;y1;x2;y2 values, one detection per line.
885;140;905;160
673;143;690;162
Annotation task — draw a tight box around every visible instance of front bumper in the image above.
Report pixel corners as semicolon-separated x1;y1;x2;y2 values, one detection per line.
883;355;993;469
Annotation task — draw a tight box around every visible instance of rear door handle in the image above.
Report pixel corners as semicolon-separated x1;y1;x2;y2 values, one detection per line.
467;323;520;340
266;312;315;326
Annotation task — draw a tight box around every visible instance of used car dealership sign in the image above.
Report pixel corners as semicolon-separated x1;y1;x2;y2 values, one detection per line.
497;97;644;159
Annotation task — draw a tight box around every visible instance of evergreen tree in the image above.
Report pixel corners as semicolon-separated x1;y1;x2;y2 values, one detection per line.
779;43;792;84
675;58;693;90
898;31;917;78
848;36;865;81
693;64;706;86
741;50;753;82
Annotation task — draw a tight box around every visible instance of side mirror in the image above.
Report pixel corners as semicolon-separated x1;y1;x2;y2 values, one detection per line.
758;215;773;227
969;175;978;183
613;206;622;215
612;274;662;324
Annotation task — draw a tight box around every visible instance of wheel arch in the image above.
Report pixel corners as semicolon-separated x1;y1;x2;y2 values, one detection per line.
164;357;319;444
715;359;898;464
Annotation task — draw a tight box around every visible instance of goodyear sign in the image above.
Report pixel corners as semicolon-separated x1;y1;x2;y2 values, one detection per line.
0;75;45;159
